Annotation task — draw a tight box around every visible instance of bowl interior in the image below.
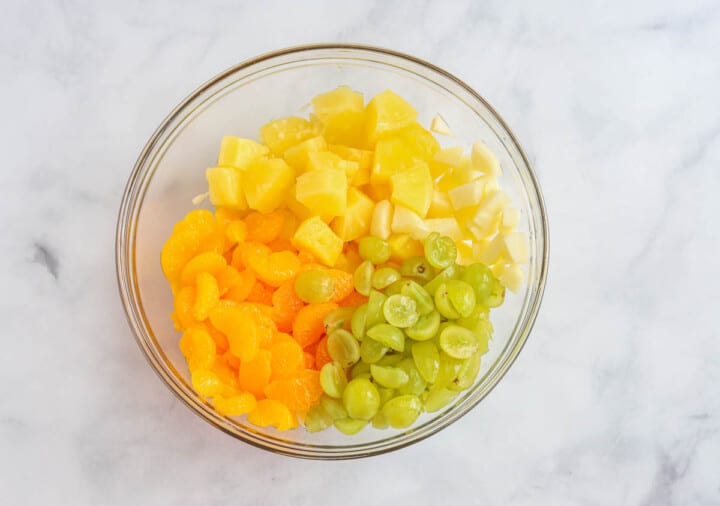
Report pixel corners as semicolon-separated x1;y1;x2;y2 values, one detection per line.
119;46;547;458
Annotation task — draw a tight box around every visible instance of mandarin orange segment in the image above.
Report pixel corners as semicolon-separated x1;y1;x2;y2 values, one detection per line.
238;349;272;396
271;281;305;333
245;210;286;244
326;268;354;302
174;286;198;330
267;237;296;252
191;369;222;397
213;359;241;392
208;304;259;362
213;392;257;417
269;340;305;380
180;251;227;286
247;399;298;431
161;210;219;281
314;336;332;370
223;269;256;303
193;272;220;321
179;326;217;372
225;220;248;244
245;281;274;305
216;265;242;295
245;248;301;287
303;352;315;369
223;350;242;370
264;369;323;412
292;302;338;347
338;290;369;308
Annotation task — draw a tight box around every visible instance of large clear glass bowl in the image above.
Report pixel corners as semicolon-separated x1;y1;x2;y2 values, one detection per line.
116;44;549;459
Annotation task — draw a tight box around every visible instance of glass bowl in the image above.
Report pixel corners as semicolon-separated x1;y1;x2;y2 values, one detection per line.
116;44;549;459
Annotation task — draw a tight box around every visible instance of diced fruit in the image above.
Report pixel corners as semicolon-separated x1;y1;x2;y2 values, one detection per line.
471;140;501;175
430;115;453;136
387;234;424;262
365;89;418;141
432;146;464;170
424;218;463;242
495;263;524;293
205;167;246;210
306;151;359;181
292;216;343;267
312;86;366;146
331;188;375;241
474;235;505;265
502;208;521;230
218;136;269;169
391;205;430;240
503;231;529;264
427;190;454;218
448;179;484;210
244;158;295;213
470;191;511;236
327;144;373;171
371;137;420;185
296;168;347;216
260;116;320;154
370;200;393;240
283;136;327;172
392;122;441;161
390;162;433;218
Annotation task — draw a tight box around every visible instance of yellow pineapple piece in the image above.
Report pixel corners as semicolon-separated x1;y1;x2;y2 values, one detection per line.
366;89;418;142
312;86;366;147
471;140;502;175
218;136;269;169
306;151;359;181
387;234;424;262
371;137;422;185
327;144;373;185
424;217;463;241
427;189;454;218
292;216;343;266
295;168;348;216
260;116;320;154
390;162;433;218
283;136;327;172
331;188;375;241
205;166;246;209
391;122;440;161
243;158;295;213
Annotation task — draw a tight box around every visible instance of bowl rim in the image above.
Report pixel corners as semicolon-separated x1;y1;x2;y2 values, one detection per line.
116;42;549;459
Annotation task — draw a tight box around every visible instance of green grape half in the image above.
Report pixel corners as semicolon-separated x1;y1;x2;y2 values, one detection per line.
382;294;419;328
334;418;368;435
366;323;405;352
350;304;368;341
342;378;380;420
445;279;476;318
358;236;392;264
382;395;423;428
371;267;401;290
294;269;334;303
320;362;348;398
359;335;388;364
353;260;374;296
323;306;355;334
370;364;410;388
400;256;435;282
423;232;458;269
400;280;434;315
434;283;461;319
411;341;440;383
438;324;480;359
424;387;458;413
327;329;360;368
304;403;333;432
405;310;441;341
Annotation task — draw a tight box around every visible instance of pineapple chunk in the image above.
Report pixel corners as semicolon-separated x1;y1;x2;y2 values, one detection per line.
432;146;464;168
424;217;463;241
430;115;453;136
503;231;529;264
312;86;366;147
292;216;343;267
471;191;511;235
366;90;418;142
427;190;454;218
218;136;269;169
391;122;440;161
307;151;359;181
244;158;295;213
495;263;524;292
448;179;485;210
390;162;433;217
474;235;505;265
364;183;391;202
327;144;373;171
283;136;327;172
331;188;375;241
370;200;393;240
285;185;314;220
260;116;320;154
471;140;501;175
391;205;430;240
206;166;246;209
372;137;421;185
295;168;347;216
456;241;475;265
502;208;521;230
387;234;424;262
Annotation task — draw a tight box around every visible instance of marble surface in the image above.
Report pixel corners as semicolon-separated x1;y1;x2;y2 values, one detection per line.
2;0;719;504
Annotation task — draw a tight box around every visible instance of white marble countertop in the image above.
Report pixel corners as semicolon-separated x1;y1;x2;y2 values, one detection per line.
2;0;719;504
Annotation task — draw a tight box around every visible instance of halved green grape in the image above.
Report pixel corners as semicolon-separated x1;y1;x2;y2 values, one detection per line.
382;294;419;328
371;267;401;290
371;411;389;429
461;263;494;300
445;279;476;318
351;360;371;378
323;306;355;334
400;256;435;282
342;378;380;420
359;335;388;363
434;283;461;319
358;236;392;264
456;304;490;331
396;359;427;396
383;279;406;296
294;269;334;303
377;353;404;367
366;290;387;327
411;341;440;383
350;304;368;341
424;387;458;413
405;310;441;341
354;372;371;381
424;264;462;296
366;323;405;352
400;280;434;315
439;324;479;359
320;395;348;420
327;329;360;368
449;352;482;391
320;362;348;398
370;364;410;388
434;352;464;389
381;395;423;428
304;403;333;432
482;278;505;308
377;387;395;406
353;260;374;296
334;418;368;435
423;232;457;269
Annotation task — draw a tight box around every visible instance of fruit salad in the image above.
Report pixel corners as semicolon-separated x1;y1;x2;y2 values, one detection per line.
160;86;528;434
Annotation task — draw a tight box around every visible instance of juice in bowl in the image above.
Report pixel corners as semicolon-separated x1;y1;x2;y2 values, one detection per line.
116;45;548;459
